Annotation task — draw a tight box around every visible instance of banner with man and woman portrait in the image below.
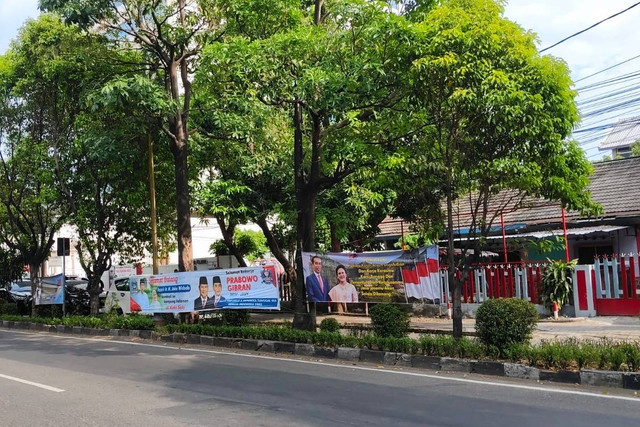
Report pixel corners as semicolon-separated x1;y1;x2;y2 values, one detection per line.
302;246;440;307
127;265;280;313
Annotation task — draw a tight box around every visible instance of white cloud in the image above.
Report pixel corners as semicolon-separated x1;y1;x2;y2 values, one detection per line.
0;0;40;53
504;1;640;160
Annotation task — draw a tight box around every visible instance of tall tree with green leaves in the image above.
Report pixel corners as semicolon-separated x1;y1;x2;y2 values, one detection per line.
0;16;83;314
39;0;230;272
197;0;418;329
394;0;600;338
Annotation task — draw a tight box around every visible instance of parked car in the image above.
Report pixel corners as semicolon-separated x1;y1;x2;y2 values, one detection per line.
0;277;106;315
63;276;107;314
0;280;33;315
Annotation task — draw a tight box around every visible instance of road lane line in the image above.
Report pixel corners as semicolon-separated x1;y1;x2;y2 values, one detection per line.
4;330;639;402
0;373;65;392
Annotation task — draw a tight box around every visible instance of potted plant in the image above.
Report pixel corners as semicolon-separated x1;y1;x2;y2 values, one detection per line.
541;258;578;315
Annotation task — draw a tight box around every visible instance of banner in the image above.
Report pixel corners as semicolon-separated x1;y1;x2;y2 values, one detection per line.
35;274;65;305
302;246;440;304
127;265;280;313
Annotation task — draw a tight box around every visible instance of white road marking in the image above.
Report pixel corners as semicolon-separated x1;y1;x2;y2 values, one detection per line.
0;373;65;392
4;329;639;402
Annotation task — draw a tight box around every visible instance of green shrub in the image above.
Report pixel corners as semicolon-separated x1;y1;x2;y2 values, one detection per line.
319;318;340;333
112;313;155;330
0;301;18;315
221;310;250;326
503;342;530;363
602;346;627;371
575;342;600;370
620;342;640;371
475;298;539;354
314;331;343;347
456;337;485;359
369;303;410;338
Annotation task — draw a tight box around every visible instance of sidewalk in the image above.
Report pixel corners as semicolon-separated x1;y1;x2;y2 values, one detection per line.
250;313;640;343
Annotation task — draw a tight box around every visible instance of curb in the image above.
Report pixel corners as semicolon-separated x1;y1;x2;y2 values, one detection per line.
2;320;639;391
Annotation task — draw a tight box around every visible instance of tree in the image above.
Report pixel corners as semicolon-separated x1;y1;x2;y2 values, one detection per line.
196;0;417;329
0;247;24;288
394;0;600;338
631;141;640;157
0;16;78;314
3;15;176;314
59;78;172;314
40;0;230;272
210;228;268;264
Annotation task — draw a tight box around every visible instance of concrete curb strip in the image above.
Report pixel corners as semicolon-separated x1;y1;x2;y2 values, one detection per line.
360;349;385;364
471;361;505;376
504;363;540;380
294;343;315;356
337;347;360;361
440;357;471;373
539;369;581;384
3;321;640;391
580;370;623;388
256;340;275;353
622;373;640;390
384;352;412;367
273;341;295;354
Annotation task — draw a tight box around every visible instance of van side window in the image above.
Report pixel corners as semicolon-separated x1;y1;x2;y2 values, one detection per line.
115;278;130;292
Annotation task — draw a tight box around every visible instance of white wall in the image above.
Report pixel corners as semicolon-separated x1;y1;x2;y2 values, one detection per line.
42;218;259;278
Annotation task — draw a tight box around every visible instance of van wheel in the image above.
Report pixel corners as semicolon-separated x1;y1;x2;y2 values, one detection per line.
116;308;124;316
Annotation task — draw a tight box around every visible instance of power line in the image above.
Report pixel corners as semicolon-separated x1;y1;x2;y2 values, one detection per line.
540;1;640;53
574;53;640;83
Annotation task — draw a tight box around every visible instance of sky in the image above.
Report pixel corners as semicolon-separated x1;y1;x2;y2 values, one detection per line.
1;0;639;161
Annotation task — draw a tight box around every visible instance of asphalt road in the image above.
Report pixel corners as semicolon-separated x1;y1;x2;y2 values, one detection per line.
1;330;639;427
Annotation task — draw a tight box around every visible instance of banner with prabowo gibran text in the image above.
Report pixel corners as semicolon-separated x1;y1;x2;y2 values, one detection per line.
302;246;440;304
127;265;280;313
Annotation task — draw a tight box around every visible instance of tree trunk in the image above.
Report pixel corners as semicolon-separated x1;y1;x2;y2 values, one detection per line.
330;222;341;252
172;141;193;272
29;262;40;317
216;217;247;267
292;101;314;331
88;272;104;316
447;186;463;339
256;216;293;280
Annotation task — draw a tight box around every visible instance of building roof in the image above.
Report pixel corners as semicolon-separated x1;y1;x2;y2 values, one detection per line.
377;156;640;239
599;116;640;150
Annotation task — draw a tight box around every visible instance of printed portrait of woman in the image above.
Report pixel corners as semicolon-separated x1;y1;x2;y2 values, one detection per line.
328;264;358;313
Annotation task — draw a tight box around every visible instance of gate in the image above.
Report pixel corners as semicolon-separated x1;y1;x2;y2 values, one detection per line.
591;255;640;316
440;262;546;304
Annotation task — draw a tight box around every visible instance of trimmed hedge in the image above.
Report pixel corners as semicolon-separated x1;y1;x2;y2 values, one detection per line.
319;318;340;333
0;313;155;330
475;298;538;353
3;314;640;372
370;303;410;338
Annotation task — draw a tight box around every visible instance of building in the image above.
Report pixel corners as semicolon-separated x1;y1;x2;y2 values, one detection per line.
376;157;640;269
598;116;640;158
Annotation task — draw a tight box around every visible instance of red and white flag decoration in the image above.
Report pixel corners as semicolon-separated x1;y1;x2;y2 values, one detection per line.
401;268;422;299
416;258;440;300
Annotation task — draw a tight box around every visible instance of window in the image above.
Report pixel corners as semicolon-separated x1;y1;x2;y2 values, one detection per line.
115;278;130;292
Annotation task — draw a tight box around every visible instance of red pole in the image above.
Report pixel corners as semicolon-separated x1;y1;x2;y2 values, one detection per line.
500;212;508;264
561;207;569;262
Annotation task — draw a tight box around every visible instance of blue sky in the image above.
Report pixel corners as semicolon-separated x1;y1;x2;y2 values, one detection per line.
1;1;639;160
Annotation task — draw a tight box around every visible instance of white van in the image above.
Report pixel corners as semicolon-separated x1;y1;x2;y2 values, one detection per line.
104;275;151;314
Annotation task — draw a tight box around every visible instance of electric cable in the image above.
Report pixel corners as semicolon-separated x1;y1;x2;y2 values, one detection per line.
540;1;640;52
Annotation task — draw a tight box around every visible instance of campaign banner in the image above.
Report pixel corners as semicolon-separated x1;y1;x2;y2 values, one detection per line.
34;274;65;305
127;265;280;313
302;246;440;304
